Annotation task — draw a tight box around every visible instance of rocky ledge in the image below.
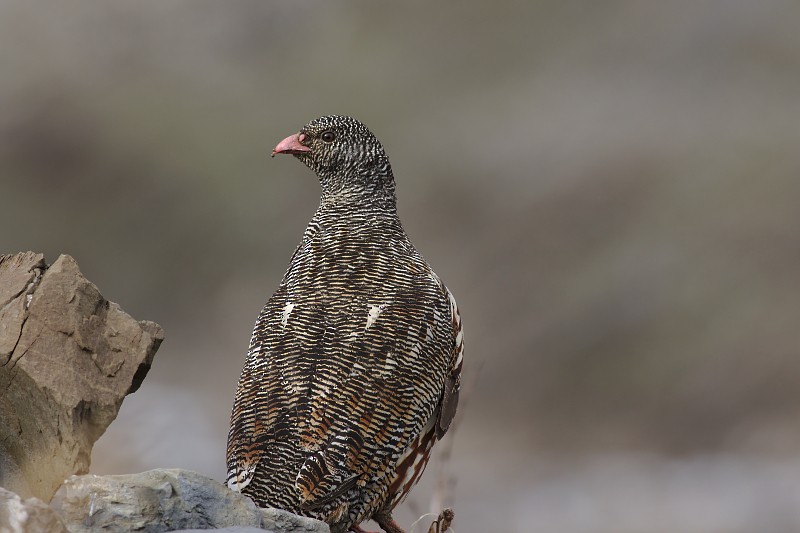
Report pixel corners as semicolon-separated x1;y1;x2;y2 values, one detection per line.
3;468;328;533
0;252;328;533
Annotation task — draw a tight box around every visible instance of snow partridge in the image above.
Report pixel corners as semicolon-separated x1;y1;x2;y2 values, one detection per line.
227;115;463;533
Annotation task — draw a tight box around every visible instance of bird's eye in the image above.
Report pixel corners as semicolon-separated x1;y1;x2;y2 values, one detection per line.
321;131;335;143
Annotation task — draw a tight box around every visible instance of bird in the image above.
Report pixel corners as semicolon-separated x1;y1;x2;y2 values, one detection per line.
226;115;463;533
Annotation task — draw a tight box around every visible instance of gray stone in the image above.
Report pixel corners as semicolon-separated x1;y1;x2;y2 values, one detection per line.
0;487;68;533
175;529;273;533
259;505;331;533
50;469;329;533
175;529;288;533
0;252;164;502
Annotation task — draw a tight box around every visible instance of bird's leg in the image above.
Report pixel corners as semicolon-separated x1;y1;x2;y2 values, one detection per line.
375;514;406;533
350;517;405;533
350;526;379;533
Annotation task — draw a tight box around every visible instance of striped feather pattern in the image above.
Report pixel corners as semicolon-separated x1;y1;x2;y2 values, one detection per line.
226;116;462;533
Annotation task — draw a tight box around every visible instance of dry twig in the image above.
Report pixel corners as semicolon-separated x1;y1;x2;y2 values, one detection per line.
426;508;455;533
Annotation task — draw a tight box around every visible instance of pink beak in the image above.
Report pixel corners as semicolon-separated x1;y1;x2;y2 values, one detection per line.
272;133;312;157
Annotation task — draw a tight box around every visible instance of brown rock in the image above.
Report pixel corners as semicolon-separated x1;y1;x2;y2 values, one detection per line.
0;252;164;502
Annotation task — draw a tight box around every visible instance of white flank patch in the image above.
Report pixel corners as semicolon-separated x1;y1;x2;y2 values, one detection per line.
281;302;295;327
365;304;384;330
349;360;366;377
227;468;253;491
447;289;459;314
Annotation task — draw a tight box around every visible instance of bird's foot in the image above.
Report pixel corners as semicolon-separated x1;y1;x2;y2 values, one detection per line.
355;507;454;533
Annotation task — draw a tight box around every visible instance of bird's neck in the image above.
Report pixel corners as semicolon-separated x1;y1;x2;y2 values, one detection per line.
318;165;398;213
312;176;404;238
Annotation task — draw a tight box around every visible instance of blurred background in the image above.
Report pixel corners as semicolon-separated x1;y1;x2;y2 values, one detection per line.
2;1;800;531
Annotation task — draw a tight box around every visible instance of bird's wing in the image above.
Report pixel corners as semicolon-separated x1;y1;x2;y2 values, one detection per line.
435;285;463;439
228;271;461;509
297;277;459;509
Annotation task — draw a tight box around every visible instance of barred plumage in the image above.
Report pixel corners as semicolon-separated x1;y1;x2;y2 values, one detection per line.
227;115;463;533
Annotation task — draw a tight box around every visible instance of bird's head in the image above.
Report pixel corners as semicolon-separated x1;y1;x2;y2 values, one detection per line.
272;115;395;204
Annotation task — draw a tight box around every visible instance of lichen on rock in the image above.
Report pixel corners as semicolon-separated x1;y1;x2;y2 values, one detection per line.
0;487;68;533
